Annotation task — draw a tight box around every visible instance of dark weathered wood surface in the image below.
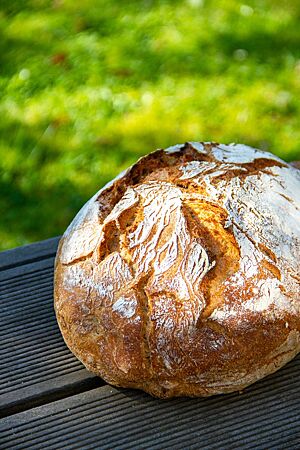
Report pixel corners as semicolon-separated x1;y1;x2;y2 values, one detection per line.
1;358;300;449
0;237;59;271
0;237;102;417
0;237;299;449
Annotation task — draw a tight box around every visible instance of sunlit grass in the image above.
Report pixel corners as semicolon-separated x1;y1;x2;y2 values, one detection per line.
1;0;300;250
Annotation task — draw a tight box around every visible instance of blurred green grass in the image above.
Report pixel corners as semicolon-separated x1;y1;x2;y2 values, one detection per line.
1;0;300;250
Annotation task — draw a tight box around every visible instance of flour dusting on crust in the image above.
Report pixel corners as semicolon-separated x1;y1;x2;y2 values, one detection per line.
60;142;300;322
174;144;300;321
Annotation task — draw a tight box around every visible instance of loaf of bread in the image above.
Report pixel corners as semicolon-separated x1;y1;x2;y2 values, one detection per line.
54;142;300;398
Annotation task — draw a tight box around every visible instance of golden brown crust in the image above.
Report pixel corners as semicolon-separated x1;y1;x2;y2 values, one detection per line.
54;142;300;398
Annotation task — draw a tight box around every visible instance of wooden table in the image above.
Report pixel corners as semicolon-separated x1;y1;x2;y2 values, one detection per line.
0;237;299;449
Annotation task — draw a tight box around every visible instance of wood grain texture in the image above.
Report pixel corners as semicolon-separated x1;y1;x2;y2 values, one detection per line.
0;249;102;417
0;237;60;271
1;355;300;449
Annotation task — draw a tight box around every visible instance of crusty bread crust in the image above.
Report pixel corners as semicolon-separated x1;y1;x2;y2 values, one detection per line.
54;142;300;398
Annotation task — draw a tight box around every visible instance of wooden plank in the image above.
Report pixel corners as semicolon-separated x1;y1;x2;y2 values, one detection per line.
0;256;55;282
0;237;60;271
1;355;299;449
0;370;101;419
0;253;102;417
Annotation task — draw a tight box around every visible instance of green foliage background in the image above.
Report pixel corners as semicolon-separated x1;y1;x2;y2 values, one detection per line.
1;0;300;250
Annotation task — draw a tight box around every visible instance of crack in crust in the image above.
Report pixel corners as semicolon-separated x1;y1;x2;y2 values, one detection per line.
135;273;153;377
181;202;240;320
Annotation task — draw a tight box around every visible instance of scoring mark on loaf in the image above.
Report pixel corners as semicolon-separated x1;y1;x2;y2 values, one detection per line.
128;182;214;283
178;148;299;290
59;144;208;266
62;142;300;323
96;181;217;322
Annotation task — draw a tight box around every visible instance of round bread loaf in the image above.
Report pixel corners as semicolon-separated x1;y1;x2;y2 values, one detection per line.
54;142;300;398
